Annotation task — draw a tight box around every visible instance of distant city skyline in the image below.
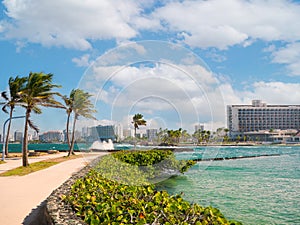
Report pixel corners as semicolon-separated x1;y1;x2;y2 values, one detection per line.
1;1;300;134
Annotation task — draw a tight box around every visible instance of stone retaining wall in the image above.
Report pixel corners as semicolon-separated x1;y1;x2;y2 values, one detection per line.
46;157;102;225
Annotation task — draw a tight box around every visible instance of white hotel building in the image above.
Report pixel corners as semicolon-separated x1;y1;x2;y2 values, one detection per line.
227;100;300;136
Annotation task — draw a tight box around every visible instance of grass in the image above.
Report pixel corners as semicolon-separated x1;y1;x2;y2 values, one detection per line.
0;154;81;176
0;160;6;165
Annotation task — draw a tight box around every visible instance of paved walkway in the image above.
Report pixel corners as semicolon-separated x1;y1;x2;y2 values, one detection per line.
0;152;107;225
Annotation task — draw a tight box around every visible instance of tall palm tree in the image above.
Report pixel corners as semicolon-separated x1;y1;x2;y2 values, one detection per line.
66;89;96;156
18;72;62;167
132;113;146;137
62;89;76;148
1;76;27;157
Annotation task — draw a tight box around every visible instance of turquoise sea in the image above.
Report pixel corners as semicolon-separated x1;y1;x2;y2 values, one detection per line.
159;146;300;225
0;143;89;152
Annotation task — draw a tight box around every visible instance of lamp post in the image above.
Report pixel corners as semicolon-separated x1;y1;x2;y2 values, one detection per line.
2;116;25;161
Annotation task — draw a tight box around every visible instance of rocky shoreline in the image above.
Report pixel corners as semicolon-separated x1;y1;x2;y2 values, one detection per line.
45;156;104;225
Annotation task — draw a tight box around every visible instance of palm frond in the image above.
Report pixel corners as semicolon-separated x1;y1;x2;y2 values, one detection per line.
71;89;97;120
1;91;9;101
28;119;39;133
2;105;8;114
32;106;42;114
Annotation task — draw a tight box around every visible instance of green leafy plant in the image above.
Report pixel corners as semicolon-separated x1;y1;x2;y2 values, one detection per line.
66;169;242;225
110;150;196;182
66;150;242;224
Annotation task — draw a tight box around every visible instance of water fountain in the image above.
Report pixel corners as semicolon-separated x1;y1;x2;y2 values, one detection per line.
89;139;114;151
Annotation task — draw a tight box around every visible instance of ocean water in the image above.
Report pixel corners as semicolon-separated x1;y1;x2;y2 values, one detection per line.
0;143;89;152
159;146;300;225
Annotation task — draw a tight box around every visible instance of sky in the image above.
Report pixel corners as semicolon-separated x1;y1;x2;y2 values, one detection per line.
1;0;300;136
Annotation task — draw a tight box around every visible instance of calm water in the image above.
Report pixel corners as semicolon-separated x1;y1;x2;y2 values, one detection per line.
159;146;300;225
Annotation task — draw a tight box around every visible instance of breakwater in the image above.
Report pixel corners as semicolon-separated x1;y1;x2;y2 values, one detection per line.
191;153;281;161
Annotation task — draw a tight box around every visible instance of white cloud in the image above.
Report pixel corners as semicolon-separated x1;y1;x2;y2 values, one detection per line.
1;0;142;50
2;0;300;52
251;81;300;104
220;80;300;106
271;42;300;76
72;54;91;67
80;62;225;133
205;50;227;63
153;0;300;49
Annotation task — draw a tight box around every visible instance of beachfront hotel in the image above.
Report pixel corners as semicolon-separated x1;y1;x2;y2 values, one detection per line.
227;100;300;136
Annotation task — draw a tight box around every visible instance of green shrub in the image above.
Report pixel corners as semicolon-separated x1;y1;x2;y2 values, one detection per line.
112;150;196;178
66;150;242;224
66;170;242;225
112;150;173;166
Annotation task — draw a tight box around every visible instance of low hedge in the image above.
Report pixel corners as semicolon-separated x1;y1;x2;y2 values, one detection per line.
65;150;242;225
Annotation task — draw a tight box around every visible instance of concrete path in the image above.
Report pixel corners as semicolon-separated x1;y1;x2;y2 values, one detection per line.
0;152;66;173
0;152;107;225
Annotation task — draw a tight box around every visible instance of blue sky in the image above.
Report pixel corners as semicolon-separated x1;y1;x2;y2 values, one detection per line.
1;0;300;135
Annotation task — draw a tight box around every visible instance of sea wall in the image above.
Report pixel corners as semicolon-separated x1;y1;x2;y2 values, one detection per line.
45;157;102;225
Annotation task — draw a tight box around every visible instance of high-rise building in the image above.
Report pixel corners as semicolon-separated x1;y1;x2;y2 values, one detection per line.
194;124;204;132
227;100;300;135
63;129;71;143
14;130;23;142
39;130;64;142
123;128;134;138
82;127;88;138
114;124;123;141
96;125;116;141
146;129;158;141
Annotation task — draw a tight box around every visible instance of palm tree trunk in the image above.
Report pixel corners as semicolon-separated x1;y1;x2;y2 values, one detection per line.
4;108;13;156
66;112;71;147
134;127;137;150
68;115;77;156
22;110;30;167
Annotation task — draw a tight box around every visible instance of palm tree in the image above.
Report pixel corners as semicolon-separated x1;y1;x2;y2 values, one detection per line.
18;72;62;167
223;128;230;143
1;76;27;157
204;130;211;143
66;89;96;156
193;129;201;144
62;89;76;148
132;113;146;137
174;128;182;144
181;129;190;142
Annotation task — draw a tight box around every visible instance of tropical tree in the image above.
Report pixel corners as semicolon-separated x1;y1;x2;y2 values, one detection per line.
167;129;175;144
181;129;190;143
174;128;182;144
132;113;146;137
193;129;211;144
62;89;76;148
65;89;96;156
18;72;62;167
193;129;204;144
204;130;211;143
1;76;27;157
224;128;229;142
157;128;168;144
